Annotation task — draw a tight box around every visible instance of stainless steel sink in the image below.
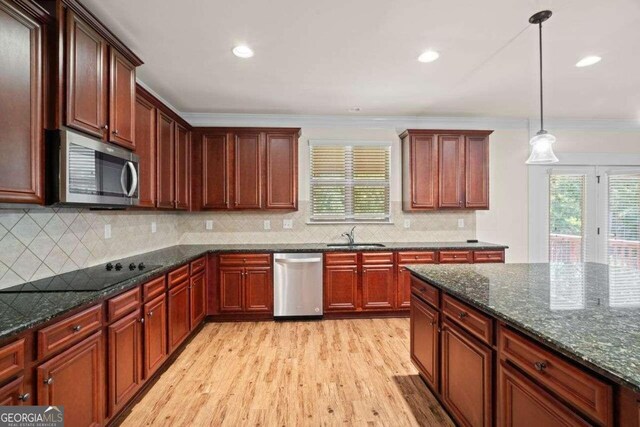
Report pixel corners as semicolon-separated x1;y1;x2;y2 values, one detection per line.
326;243;386;248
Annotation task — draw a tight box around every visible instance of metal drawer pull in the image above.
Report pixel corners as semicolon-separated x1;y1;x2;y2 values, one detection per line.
72;325;82;332
458;312;468;319
534;361;548;372
44;377;54;385
139;317;145;324
148;311;154;317
18;393;29;402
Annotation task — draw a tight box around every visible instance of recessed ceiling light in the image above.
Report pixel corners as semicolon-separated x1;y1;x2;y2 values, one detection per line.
418;50;440;63
575;55;601;67
232;45;254;58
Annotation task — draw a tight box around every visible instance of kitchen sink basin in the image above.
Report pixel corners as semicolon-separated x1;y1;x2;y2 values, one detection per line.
326;243;386;248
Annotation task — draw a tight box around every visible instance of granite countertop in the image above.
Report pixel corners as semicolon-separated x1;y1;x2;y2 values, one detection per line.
0;241;506;342
407;262;640;392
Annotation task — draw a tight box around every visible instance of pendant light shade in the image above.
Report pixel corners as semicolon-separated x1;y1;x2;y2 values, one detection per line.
526;10;559;164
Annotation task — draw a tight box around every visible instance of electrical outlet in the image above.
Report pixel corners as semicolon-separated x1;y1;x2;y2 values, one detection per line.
404;219;411;229
151;222;157;233
205;220;213;230
458;218;465;228
283;219;293;229
263;220;271;230
104;224;111;239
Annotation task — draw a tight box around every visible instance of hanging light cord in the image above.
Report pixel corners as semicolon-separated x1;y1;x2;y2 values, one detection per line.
538;20;544;132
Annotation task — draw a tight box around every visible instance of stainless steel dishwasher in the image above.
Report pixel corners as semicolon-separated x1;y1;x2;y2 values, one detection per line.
273;253;323;319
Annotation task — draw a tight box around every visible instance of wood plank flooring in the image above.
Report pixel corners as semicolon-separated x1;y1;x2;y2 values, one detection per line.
121;318;453;426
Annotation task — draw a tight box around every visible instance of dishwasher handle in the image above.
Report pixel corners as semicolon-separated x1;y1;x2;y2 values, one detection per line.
275;258;322;264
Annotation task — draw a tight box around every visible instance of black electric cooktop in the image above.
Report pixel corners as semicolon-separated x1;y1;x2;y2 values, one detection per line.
0;262;162;293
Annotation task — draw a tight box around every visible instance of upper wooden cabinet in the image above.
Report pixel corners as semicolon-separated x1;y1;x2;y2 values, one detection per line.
108;49;136;149
134;90;156;208
0;0;46;204
156;110;175;209
400;129;492;211
174;123;190;210
194;127;299;211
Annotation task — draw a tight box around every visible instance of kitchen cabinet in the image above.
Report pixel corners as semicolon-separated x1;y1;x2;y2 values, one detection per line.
134;90;157;207
143;293;167;379
217;254;273;314
400;130;492;211
107;310;143;416
441;320;493;427
324;260;359;312
361;256;395;310
0;0;45;204
0;376;28;406
219;267;244;312
397;252;436;308
410;295;439;391
195;127;300;211
190;271;207;326
244;268;272;312
108;49;136;149
168;279;190;352
156;110;175;209
175;123;190;210
37;331;104;427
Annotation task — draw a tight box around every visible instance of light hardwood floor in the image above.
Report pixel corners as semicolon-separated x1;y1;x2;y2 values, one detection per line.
121;318;453;426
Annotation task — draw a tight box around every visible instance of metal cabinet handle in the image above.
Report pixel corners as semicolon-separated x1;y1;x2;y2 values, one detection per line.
534;361;548;372
18;393;29;402
139;317;145;324
72;325;82;332
113;129;119;135
148;311;154;317
102;124;109;130
44;377;54;385
458;312;468;319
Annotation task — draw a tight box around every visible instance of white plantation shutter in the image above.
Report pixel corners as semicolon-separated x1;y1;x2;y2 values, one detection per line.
310;141;391;222
549;174;586;263
607;174;640;307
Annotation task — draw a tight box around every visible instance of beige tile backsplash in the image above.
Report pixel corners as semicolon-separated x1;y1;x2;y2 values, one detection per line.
0;202;474;289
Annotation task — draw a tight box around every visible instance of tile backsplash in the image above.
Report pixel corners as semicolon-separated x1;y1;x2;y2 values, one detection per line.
0;202;474;289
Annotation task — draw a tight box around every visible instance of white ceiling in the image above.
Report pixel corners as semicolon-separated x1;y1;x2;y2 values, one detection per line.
84;0;640;120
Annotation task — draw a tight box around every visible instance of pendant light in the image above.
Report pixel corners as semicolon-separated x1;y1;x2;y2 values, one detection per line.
526;10;559;164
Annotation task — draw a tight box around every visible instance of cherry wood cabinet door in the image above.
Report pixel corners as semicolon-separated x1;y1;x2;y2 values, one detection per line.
219;267;244;312
202;132;230;209
190;271;207;327
465;136;489;209
397;266;413;309
175;124;190;210
324;265;359;312
244;267;272;312
143;293;167;379
265;132;298;209
134;94;156;207
0;0;44;204
441;320;492;427
37;331;104;427
405;134;438;210
410;296;439;391
497;361;590;427
168;280;190;352
107;310;143;417
108;49;136;149
361;264;395;310
156;110;175;209
438;135;465;208
65;10;108;139
233;131;263;209
0;376;27;405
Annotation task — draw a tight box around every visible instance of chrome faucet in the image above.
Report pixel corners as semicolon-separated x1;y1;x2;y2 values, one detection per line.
341;226;356;246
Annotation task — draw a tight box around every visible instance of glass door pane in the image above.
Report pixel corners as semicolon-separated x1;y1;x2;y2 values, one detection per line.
549;175;586;263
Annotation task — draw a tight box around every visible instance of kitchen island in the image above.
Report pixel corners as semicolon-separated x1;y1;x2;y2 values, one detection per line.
407;262;640;426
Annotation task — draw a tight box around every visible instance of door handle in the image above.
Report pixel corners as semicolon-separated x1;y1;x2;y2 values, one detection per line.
126;161;138;197
275;258;322;264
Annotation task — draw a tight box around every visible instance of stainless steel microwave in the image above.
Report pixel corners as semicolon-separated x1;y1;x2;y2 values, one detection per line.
47;129;139;207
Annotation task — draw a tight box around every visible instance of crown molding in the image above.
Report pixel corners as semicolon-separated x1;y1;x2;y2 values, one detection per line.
135;79;183;117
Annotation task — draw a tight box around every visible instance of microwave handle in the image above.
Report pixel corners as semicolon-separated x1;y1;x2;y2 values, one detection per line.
126;161;138;197
120;163;128;195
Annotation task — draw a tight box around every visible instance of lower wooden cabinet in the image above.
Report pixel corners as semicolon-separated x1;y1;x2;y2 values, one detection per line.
497;361;589;427
190;271;207;325
37;331;104;427
244;267;272;312
410;295;439;391
397;266;413;309
218;257;273;315
219;267;244;312
441;320;492;427
143;293;168;378
108;310;143;416
168;280;191;352
324;264;358;312
361;264;395;309
0;376;28;406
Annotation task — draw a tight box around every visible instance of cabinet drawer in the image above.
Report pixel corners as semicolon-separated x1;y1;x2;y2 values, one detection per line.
473;250;504;263
410;275;439;308
361;252;394;265
0;339;25;384
498;326;613;426
438;250;473;263
190;256;206;274
143;276;166;301
398;251;437;264
442;295;493;345
219;254;271;267
107;287;141;322
38;304;102;359
168;264;189;288
324;252;358;266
